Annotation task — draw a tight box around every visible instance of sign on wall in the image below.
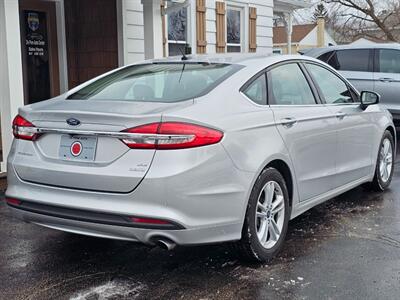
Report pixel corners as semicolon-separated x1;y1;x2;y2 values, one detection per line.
22;10;51;103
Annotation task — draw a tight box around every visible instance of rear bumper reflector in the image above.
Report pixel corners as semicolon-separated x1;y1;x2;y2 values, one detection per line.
5;198;22;206
6;199;184;230
129;217;171;225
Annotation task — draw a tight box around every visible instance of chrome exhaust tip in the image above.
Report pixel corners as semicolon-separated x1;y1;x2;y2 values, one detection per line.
155;238;176;251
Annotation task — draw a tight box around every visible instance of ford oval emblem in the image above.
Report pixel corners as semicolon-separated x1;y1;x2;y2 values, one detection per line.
66;118;81;126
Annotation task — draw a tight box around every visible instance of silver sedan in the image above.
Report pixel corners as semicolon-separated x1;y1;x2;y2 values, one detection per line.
5;54;396;262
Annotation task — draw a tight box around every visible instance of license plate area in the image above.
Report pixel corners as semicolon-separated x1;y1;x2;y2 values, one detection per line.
59;135;98;161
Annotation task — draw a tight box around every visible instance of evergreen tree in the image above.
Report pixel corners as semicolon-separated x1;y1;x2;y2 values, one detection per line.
313;3;328;21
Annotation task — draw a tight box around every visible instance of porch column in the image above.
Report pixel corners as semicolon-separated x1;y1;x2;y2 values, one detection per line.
285;12;293;54
0;0;25;172
141;0;163;59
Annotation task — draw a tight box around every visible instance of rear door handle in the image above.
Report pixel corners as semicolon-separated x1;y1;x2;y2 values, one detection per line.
379;77;394;83
336;112;346;120
281;117;297;128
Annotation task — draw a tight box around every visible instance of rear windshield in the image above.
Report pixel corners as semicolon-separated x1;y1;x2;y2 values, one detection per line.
67;63;241;102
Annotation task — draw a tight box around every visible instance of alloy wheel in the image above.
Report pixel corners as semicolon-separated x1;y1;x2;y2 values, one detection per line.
379;138;393;183
255;181;285;249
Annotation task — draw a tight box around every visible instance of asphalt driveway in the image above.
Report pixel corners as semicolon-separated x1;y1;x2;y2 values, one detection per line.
1;154;400;299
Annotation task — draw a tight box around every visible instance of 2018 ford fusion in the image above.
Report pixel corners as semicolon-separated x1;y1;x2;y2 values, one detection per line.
5;54;396;261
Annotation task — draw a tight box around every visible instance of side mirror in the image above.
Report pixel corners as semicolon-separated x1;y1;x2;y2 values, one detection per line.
360;91;380;109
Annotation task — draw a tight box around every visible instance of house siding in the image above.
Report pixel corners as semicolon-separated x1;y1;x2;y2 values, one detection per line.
122;0;145;64
253;1;274;53
121;0;273;64
206;0;273;54
206;0;217;53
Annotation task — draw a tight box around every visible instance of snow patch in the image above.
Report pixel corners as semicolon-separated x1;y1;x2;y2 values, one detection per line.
70;280;146;300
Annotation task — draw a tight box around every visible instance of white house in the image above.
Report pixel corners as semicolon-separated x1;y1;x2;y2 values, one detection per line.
273;17;336;54
0;0;309;173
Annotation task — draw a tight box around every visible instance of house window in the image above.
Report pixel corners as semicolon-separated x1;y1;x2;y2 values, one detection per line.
226;7;242;52
273;49;282;54
167;7;188;56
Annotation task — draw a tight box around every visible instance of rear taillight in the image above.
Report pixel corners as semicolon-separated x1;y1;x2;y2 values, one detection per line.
121;122;223;150
12;115;38;141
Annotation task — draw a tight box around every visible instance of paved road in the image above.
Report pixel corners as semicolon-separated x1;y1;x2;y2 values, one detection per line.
1;160;400;299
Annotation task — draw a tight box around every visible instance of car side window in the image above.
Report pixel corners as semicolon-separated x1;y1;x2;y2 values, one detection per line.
242;73;267;105
318;51;334;63
327;49;370;72
379;49;400;73
268;63;316;105
306;63;354;104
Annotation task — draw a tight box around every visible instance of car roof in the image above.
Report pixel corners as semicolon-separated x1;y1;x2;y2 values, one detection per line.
149;53;274;65
304;43;400;57
323;43;400;50
146;53;322;68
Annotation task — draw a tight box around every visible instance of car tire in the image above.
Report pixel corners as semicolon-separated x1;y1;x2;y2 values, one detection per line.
235;167;290;262
369;130;395;192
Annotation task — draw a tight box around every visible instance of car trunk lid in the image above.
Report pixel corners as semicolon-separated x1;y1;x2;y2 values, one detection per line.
13;99;193;193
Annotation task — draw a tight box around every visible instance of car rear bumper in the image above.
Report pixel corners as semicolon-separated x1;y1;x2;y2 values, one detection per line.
7;204;243;245
6;143;255;245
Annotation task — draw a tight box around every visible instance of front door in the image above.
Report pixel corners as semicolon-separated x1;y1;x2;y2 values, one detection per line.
19;0;60;104
305;62;375;187
268;63;338;202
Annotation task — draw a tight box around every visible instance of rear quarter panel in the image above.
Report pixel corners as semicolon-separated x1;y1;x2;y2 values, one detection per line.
160;68;300;220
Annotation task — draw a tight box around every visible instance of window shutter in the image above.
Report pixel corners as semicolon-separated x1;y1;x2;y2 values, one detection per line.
216;1;226;53
249;7;257;52
161;0;167;57
196;0;207;53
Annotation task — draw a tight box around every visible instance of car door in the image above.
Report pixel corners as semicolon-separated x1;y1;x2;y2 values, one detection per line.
323;49;374;93
373;48;400;120
268;62;337;202
305;62;376;188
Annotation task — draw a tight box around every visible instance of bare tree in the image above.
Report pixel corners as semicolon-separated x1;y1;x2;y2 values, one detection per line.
324;0;400;42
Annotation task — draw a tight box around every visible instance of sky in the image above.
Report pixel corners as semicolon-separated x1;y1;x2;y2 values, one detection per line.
293;0;322;24
292;0;393;25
